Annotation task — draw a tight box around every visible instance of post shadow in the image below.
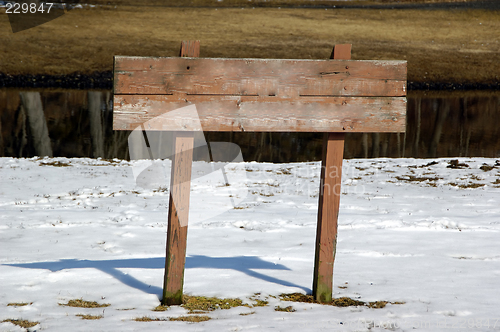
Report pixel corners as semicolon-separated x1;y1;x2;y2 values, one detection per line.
5;255;310;299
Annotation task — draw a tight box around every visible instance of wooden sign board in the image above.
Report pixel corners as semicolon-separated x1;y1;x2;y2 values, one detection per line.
113;41;407;305
113;57;406;133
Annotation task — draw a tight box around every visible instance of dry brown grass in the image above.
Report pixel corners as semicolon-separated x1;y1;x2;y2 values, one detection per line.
74;0;485;6
395;175;442;182
182;295;247;313
134;316;166;322
2;319;39;328
60;299;110;308
274;305;296;312
279;293;405;308
448;182;485;188
1;4;499;83
152;304;170;312
76;314;103;320
7;302;32;307
134;315;210;323
169;315;211;322
39;161;72;167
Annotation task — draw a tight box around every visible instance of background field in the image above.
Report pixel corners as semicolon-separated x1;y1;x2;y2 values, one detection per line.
1;0;499;84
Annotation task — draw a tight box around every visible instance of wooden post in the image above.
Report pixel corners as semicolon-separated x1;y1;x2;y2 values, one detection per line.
113;44;406;302
162;41;200;305
313;44;351;303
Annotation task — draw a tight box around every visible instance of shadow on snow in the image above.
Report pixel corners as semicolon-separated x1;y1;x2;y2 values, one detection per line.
4;255;310;298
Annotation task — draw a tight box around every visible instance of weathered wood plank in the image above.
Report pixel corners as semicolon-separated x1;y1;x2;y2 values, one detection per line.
179;40;200;58
113;94;406;132
331;44;352;60
162;40;199;306
313;132;344;303
313;43;350;304
114;57;406;97
163;132;194;305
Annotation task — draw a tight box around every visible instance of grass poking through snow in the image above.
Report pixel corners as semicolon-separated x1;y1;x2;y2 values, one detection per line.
2;319;39;328
76;314;103;320
60;299;110;308
152;304;170;312
169;315;211;322
182;295;247;313
275;305;296;312
279;293;405;309
134;316;211;323
7;302;32;307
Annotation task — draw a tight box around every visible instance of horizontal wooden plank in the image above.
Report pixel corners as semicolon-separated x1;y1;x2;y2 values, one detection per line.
114;57;406;97
113;95;406;132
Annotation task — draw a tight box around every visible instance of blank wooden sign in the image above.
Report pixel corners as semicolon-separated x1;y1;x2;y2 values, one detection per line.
112;46;407;305
113;57;407;133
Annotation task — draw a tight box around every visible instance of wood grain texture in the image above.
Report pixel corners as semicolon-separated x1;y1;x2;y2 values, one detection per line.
113;94;406;132
313;132;345;303
162;41;199;306
313;43;350;304
179;40;200;58
331;44;352;60
114;57;406;97
163;132;194;305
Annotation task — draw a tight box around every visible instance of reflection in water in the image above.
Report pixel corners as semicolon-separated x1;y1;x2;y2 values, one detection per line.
0;90;499;161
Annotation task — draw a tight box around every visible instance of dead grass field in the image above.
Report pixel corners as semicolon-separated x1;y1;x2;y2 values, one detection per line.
1;3;499;83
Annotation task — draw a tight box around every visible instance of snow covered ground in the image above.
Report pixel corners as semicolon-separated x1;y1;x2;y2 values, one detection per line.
1;156;499;331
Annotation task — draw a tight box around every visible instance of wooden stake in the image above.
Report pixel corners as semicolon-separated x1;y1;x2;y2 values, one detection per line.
313;44;351;303
162;40;199;305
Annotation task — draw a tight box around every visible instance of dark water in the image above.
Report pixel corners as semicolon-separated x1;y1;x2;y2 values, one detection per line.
1;89;499;161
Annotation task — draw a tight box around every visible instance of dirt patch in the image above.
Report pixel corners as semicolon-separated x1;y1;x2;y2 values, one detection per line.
1;1;499;87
